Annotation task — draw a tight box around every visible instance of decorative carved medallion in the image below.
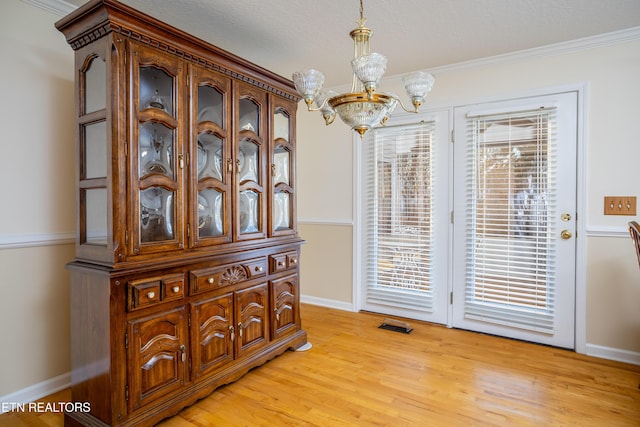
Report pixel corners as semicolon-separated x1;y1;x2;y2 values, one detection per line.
220;266;248;285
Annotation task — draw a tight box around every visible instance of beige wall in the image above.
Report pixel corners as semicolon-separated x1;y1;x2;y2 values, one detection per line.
1;0;638;401
298;36;640;357
0;1;76;397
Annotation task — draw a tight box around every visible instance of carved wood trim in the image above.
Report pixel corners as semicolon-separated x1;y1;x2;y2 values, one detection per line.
67;22;297;101
220;265;248;285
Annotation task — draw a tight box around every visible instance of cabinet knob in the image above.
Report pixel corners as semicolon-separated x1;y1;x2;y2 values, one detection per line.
291;258;297;264
146;291;155;299
207;277;215;284
172;286;180;293
255;266;263;272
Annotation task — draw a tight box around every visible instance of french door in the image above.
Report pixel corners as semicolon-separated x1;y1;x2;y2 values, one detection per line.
359;91;577;349
452;92;577;348
360;110;449;324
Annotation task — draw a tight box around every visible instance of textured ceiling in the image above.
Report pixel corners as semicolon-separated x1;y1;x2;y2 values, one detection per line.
63;0;640;86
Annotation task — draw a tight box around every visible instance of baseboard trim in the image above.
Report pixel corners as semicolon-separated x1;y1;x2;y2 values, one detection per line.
585;343;640;366
301;295;354;312
0;372;70;414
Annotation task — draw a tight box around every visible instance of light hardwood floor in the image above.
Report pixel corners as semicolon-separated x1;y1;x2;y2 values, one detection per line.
2;304;639;426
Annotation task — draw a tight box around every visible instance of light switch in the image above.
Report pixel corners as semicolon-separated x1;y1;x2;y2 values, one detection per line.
604;196;637;215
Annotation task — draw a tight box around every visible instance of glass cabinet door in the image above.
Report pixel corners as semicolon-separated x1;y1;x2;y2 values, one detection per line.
235;83;267;241
271;99;296;236
78;51;110;259
131;43;185;254
191;65;231;246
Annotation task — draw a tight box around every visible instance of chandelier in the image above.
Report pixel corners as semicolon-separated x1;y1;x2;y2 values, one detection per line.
292;0;435;137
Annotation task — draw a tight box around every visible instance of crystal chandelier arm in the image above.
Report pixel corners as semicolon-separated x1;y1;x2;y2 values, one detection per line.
394;96;422;113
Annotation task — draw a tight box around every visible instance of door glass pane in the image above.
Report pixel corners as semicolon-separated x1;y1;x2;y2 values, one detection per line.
239;190;259;233
197;133;223;181
139;122;174;179
198;189;224;237
239;98;259;134
273;146;290;186
238;139;259;183
465;111;556;332
198;85;223;126
140;67;173;116
273;192;290;231
140;187;174;242
274;111;289;141
363;122;436;313
84;121;107;179
84;57;106;114
85;188;107;245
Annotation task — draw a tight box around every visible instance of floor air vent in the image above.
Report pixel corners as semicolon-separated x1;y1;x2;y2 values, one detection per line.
378;318;413;334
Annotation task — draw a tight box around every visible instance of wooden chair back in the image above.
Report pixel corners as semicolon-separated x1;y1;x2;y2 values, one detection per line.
628;221;640;269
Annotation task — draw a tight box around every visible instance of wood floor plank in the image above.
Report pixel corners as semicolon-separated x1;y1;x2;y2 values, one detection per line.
1;304;639;426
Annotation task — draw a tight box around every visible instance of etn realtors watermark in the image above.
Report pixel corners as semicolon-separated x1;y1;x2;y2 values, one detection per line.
1;401;91;413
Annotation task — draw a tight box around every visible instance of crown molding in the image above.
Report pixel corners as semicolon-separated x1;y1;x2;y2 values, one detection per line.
426;26;640;76
20;0;76;16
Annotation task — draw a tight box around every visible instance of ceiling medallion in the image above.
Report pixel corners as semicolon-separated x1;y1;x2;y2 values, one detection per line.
292;0;434;137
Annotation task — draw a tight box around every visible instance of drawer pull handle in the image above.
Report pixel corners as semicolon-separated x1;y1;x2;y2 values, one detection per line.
291;258;297;264
172;286;180;293
255;266;263;272
146;291;156;299
278;261;284;267
207;277;215;284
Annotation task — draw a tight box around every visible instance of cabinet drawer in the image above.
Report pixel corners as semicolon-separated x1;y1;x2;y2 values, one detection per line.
128;273;185;311
190;257;267;295
190;269;225;294
163;275;185;301
270;251;299;273
245;258;268;278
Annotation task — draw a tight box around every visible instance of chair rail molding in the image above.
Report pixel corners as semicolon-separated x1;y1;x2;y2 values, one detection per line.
0;232;75;249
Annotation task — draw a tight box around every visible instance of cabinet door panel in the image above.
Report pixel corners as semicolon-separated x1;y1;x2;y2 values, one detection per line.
128;307;187;412
191;293;234;379
130;41;186;256
235;283;269;356
270;97;297;237
271;274;299;339
235;83;267;241
190;65;232;247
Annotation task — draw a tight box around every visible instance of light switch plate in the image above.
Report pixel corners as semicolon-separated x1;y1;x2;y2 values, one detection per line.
604;196;637;215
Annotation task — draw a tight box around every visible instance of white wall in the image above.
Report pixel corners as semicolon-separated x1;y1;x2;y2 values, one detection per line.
298;33;640;361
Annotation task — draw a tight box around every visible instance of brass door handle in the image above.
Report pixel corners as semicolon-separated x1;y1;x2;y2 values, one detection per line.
561;230;572;240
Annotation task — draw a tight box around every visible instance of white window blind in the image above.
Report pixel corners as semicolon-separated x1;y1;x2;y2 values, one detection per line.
463;108;558;333
364;122;436;313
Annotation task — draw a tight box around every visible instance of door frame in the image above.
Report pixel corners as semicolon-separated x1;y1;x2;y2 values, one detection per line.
353;83;587;354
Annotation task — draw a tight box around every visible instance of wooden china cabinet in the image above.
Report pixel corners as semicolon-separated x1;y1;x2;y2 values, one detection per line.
55;1;306;425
